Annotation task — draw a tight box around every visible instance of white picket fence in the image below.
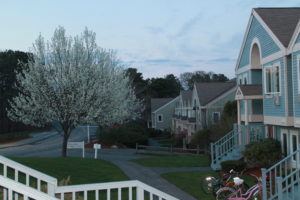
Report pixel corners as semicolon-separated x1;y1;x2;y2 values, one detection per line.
0;156;179;200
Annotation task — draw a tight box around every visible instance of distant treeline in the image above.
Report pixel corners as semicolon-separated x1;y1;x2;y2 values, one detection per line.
0;50;229;134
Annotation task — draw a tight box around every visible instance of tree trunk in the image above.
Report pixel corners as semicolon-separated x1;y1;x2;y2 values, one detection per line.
62;126;71;157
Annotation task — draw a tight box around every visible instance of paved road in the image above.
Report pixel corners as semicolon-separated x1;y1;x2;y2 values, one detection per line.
0;127;201;200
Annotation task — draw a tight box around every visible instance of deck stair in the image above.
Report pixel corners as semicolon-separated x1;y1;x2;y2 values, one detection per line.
261;149;300;200
210;124;265;170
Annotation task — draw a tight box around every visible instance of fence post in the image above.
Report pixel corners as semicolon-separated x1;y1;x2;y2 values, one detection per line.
276;177;283;200
170;145;173;153
197;145;199;155
261;168;267;200
136;143;138;152
136;185;144;200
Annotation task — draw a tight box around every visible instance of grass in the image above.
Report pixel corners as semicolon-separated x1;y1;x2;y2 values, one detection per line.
131;155;210;167
161;170;258;200
11;157;128;184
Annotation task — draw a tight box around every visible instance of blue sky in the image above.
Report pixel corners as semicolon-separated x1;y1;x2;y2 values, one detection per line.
1;0;299;79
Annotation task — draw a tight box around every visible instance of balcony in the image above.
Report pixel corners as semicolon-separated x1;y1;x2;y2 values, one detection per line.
181;116;188;120
188;117;196;123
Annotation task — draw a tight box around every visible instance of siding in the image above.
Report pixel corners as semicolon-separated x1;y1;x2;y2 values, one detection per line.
292;50;300;118
152;98;179;130
251;70;263;84
262;57;286;117
238;17;281;68
206;89;236;126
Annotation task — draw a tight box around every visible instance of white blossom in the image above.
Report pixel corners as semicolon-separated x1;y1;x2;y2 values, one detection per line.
7;26;143;156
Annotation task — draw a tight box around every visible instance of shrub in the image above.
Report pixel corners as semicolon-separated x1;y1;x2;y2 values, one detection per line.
97;122;149;147
189;128;211;149
220;160;246;172
243;139;282;168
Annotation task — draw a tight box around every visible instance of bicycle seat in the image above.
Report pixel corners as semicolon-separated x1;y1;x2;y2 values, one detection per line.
233;177;244;185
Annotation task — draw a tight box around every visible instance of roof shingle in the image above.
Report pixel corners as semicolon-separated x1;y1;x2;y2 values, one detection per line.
195;81;236;106
254;8;300;47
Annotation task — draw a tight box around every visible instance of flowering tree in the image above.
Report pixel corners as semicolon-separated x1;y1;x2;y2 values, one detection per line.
7;27;143;157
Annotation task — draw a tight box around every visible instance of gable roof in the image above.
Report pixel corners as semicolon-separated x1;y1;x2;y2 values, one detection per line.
254;8;300;47
180;90;193;104
151;98;174;112
195;81;236;106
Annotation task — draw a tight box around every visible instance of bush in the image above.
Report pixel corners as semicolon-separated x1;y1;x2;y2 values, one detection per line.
97;122;149;147
220;160;246;172
189;128;211;149
243;139;282;168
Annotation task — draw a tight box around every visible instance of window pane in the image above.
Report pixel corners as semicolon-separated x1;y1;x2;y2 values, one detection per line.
275;66;280;92
266;68;271;93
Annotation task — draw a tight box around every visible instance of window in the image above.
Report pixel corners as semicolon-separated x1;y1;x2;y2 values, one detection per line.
157;114;163;122
244;78;247;85
212;112;220;123
267;125;274;139
264;65;280;94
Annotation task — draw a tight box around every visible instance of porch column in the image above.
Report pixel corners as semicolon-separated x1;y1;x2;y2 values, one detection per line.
245;100;249;144
237;100;242;146
245;100;249;125
237;100;241;125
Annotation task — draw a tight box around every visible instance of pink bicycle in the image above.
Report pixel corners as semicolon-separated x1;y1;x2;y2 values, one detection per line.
216;174;263;200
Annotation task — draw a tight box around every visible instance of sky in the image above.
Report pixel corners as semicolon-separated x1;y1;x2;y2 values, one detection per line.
1;0;300;79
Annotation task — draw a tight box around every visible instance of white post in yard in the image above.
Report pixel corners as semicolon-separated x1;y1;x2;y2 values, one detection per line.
94;144;101;159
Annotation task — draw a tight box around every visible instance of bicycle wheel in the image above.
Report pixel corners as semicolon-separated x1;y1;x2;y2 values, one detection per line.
249;189;262;200
201;176;217;194
216;187;236;200
212;183;225;196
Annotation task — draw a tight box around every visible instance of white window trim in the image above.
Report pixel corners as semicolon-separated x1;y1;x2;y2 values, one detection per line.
212;112;220;123
157;114;163;122
263;62;281;95
297;55;300;94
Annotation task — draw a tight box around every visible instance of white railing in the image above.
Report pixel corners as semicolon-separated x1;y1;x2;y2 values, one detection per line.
261;149;300;200
55;180;179;200
0;155;57;195
210;129;238;167
0;175;58;200
0;156;179;200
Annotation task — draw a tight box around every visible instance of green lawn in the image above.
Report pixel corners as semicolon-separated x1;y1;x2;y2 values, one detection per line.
161;170;257;200
162;170;217;200
131;155;210;167
12;157;128;184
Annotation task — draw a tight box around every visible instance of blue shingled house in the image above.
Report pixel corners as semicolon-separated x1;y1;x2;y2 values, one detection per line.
210;8;300;200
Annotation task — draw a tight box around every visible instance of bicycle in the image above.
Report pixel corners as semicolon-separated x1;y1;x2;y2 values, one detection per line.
201;169;249;196
216;174;263;200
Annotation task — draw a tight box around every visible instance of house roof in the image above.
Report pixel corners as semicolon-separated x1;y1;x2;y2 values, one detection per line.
239;84;262;96
254;8;300;47
180;90;193;104
151;98;174;112
195;81;236;106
